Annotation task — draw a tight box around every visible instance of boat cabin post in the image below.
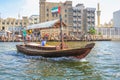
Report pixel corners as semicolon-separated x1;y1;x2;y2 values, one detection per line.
59;11;68;50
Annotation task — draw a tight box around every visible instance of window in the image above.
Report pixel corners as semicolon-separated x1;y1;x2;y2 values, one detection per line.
78;21;81;24
64;3;66;6
65;20;67;23
78;16;81;19
11;22;13;25
88;21;90;24
78;27;81;29
34;18;37;20
20;23;22;25
87;11;90;14
73;10;76;13
87;16;90;19
2;27;5;30
56;13;58;17
7;22;9;25
47;13;49;17
73;16;76;18
65;9;67;12
65;14;67;18
2;22;5;25
73;26;76;29
92;16;94;19
78;10;81;13
74;21;76;23
92;11;94;14
52;13;54;17
47;8;49;12
24;22;26;25
16;22;18;25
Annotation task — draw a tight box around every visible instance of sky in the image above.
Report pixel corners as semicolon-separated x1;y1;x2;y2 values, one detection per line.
0;0;120;24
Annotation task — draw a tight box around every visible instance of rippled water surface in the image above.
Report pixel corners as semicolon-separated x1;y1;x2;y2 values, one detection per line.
0;41;120;80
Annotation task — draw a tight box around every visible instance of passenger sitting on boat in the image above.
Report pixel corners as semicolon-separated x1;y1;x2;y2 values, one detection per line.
41;38;46;46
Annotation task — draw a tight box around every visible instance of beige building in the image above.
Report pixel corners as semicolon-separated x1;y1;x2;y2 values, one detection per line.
29;15;39;25
0;17;29;41
39;0;73;35
0;17;29;31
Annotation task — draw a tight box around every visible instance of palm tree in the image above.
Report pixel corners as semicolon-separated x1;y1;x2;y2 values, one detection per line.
98;32;103;39
89;27;96;35
88;27;96;40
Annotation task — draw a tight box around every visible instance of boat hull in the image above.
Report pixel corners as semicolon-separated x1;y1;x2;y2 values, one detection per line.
16;43;95;59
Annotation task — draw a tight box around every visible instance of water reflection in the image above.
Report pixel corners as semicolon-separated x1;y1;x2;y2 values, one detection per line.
17;56;103;80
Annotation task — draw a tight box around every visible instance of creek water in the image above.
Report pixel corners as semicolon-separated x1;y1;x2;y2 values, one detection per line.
0;41;119;80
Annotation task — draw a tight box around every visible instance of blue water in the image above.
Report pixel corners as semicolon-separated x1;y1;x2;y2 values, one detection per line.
0;41;120;80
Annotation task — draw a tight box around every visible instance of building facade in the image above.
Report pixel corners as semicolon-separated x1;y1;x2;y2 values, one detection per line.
39;0;96;39
71;4;96;38
83;8;96;33
71;4;84;37
29;15;39;25
0;17;29;41
113;10;120;27
39;0;73;35
96;27;120;40
0;17;29;31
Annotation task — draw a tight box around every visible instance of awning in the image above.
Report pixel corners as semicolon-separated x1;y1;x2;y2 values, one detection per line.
6;30;12;33
26;19;67;30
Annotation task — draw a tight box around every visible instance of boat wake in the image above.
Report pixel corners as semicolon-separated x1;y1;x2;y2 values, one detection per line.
16;52;89;62
79;58;88;62
45;57;88;62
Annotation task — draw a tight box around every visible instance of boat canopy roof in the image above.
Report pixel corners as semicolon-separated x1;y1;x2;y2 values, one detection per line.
26;19;67;30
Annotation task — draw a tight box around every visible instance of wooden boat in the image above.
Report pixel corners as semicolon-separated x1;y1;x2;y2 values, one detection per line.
17;18;95;59
16;43;95;59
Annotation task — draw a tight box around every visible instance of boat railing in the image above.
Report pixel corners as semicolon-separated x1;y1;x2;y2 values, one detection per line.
25;44;59;50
